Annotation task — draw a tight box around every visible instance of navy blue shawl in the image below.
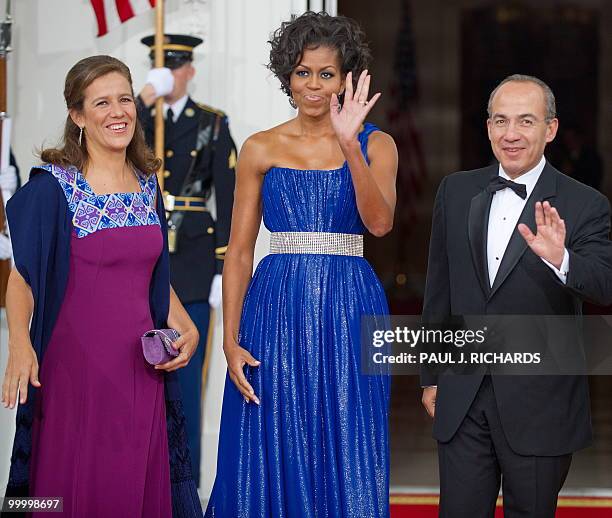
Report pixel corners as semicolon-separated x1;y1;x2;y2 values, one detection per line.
3;167;202;517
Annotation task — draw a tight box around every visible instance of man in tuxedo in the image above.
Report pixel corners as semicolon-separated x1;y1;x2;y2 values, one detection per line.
421;74;612;517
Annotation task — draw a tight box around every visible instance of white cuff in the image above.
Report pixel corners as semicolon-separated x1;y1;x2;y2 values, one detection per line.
541;248;569;284
208;274;223;309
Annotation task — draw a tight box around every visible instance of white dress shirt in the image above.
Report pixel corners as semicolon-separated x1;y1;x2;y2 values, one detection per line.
487;156;569;286
163;94;189;122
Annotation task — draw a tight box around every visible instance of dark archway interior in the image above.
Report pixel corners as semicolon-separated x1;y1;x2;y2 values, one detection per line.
339;0;612;490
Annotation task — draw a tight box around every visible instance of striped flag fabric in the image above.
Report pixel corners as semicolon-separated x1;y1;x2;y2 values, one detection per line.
90;0;156;37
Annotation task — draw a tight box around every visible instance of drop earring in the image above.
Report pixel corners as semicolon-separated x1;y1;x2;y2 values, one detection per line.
289;96;297;109
78;126;84;146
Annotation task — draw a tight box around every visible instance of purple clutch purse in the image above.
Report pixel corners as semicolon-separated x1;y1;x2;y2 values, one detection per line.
142;329;180;365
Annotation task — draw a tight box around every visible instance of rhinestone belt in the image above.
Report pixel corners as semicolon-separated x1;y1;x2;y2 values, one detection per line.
269;232;363;257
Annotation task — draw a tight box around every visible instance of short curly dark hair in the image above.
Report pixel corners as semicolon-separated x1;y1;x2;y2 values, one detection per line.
267;11;372;100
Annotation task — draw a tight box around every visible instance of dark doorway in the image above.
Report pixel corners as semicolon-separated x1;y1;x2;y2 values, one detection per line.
461;4;599;172
339;0;611;492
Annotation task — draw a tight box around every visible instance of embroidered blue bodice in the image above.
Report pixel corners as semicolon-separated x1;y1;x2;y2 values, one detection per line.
40;164;160;238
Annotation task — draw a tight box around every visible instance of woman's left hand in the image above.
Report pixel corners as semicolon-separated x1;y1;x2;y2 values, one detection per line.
155;327;200;372
330;70;381;145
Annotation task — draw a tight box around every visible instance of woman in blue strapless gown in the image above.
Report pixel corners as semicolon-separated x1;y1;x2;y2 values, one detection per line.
206;12;398;518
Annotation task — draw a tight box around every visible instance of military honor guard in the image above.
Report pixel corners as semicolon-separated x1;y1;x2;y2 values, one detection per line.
138;34;237;487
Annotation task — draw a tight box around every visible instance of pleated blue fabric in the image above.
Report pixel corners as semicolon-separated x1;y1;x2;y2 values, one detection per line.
205;123;390;518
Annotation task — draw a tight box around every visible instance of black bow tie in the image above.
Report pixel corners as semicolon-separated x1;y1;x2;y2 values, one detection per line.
487;176;527;199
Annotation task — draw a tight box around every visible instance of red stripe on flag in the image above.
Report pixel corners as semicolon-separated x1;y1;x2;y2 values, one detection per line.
115;0;135;23
90;0;108;37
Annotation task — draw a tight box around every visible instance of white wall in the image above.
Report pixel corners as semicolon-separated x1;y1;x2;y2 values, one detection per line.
8;0;295;169
0;0;312;497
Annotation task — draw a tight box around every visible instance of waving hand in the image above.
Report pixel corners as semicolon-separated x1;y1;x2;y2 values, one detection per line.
330;70;381;143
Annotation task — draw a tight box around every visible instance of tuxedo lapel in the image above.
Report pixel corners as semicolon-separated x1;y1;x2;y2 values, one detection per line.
488;163;558;299
468;168;496;298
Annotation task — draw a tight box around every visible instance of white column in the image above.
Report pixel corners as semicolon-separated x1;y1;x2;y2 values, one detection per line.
303;0;337;15
291;0;337;15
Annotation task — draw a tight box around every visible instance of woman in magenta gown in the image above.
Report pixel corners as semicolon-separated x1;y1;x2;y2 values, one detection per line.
2;56;202;517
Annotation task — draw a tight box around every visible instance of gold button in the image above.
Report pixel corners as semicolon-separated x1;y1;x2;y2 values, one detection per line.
190;150;197;157
164;170;171;178
166;149;174;158
207;227;214;234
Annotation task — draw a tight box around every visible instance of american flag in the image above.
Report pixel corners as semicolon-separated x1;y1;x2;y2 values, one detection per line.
386;0;427;243
90;0;156;37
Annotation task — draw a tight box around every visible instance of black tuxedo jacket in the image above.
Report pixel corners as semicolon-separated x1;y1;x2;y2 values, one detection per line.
422;161;612;456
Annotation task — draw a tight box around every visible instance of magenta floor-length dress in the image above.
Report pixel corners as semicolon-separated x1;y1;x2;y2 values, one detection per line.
27;165;172;517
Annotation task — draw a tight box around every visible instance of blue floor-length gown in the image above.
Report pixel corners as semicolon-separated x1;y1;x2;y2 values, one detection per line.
205;123;390;518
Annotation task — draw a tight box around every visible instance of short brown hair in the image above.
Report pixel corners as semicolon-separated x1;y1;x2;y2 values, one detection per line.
40;55;161;175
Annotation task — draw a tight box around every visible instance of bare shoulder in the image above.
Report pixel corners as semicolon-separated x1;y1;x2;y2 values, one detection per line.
240;121;296;173
368;130;398;163
368;130;397;151
238;131;274;175
241;131;269;154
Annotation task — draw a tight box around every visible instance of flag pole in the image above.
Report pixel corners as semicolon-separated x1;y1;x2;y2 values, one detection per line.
154;0;165;191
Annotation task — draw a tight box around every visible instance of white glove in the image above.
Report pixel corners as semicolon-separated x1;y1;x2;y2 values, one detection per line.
145;67;175;98
0;234;12;260
0;165;18;194
208;274;223;309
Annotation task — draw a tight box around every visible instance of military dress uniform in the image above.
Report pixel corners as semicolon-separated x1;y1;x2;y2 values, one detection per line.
140;98;235;303
138;34;237;487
